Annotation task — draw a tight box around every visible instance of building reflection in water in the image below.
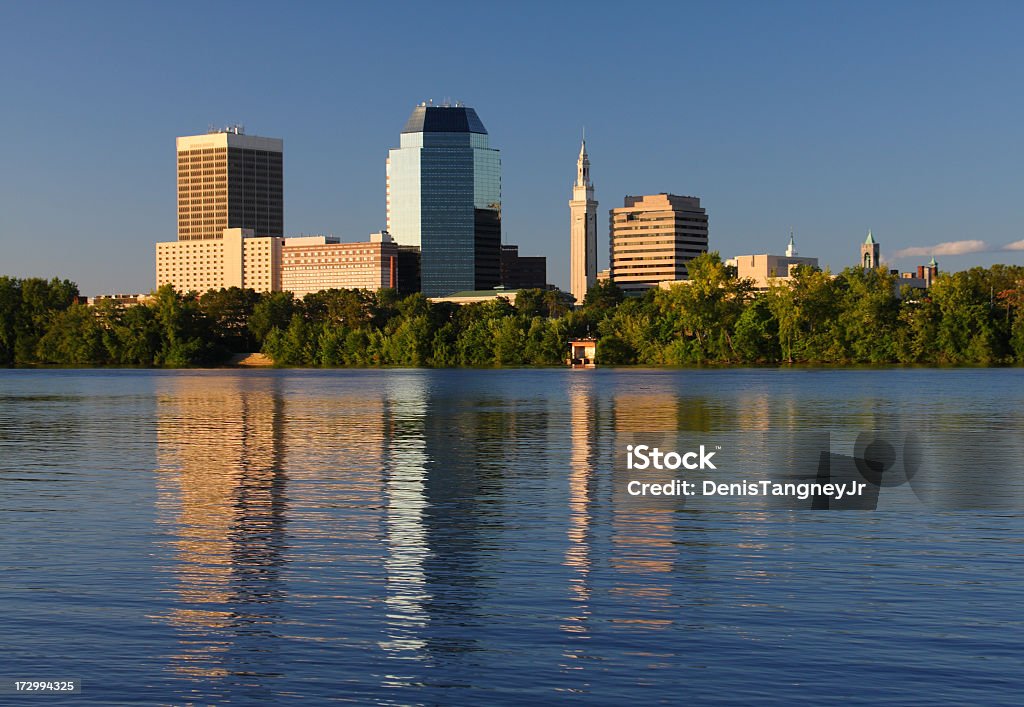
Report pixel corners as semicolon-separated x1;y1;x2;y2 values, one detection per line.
603;381;724;636
153;373;287;694
379;374;431;663
559;375;604;684
611;389;682;590
378;373;547;685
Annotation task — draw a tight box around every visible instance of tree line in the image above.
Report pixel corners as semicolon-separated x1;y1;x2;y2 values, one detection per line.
3;253;1024;368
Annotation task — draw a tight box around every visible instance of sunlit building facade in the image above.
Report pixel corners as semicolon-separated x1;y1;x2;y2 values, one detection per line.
176;127;283;241
386;103;501;297
726;234;818;290
156;228;282;293
609;193;709;293
281;232;399;297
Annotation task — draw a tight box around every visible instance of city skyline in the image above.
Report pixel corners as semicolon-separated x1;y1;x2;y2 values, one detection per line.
3;1;1024;296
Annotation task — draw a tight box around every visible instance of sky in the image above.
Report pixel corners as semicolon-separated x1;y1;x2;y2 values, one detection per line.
1;0;1023;296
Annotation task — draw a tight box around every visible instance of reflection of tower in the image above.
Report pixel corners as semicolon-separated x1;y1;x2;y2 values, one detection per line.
861;229;880;269
155;374;287;685
569;137;598;304
562;377;599;649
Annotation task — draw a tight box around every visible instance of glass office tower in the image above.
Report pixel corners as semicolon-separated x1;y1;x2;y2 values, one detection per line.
387;104;501;296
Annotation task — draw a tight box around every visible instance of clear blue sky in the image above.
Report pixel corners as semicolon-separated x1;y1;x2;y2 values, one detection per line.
2;0;1023;295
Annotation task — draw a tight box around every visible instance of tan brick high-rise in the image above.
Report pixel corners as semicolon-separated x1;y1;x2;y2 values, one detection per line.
176;127;283;241
609;193;708;293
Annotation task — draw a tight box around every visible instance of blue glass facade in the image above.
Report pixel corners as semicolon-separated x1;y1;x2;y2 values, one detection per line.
387;105;501;297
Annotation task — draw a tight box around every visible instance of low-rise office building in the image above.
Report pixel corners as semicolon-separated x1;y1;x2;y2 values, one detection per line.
428;288;520;305
724;234;818;290
281;231;399;297
157;229;406;296
87;293;154;307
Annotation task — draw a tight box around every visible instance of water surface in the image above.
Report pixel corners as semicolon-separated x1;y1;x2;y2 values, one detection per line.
1;368;1021;704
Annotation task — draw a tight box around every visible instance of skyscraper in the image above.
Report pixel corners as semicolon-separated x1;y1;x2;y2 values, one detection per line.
386;103;501;297
569;138;598;304
176;126;283;241
609;193;709;293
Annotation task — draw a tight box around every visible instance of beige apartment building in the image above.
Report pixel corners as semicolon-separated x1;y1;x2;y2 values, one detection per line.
281;232;399;298
156;229;403;296
609;193;709;293
156;228;282;293
177;127;283;241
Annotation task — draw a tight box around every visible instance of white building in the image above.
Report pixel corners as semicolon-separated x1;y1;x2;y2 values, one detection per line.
726;232;819;290
569;138;598;304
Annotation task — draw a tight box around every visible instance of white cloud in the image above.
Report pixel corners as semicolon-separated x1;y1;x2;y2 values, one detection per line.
892;240;989;258
1002;240;1024;251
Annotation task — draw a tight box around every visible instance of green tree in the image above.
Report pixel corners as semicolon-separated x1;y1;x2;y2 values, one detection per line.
456;319;495;366
105;303;162;365
767;266;840;363
381;314;434;366
250;291;297;345
491;316;527;366
0;277;21;365
13;278;81;364
35;304;104;364
263;313;315;366
582;280;625;315
732;297;780;363
200;287;260;352
654;252;752;362
151;285;218;367
542;288;575;318
524;317;565;365
930;272;1000;364
836;267;900;363
596;334;636;365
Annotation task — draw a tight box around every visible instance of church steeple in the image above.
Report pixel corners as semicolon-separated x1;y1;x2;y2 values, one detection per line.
860;229;880;269
786;229;797;257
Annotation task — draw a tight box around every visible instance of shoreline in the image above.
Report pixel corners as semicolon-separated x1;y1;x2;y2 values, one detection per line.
4;362;1021;372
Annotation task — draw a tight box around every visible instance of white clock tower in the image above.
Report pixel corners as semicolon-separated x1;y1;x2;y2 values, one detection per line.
569;138;598;304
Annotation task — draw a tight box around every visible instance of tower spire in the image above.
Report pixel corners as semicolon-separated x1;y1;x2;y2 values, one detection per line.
576;131;591;188
786;228;797;257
